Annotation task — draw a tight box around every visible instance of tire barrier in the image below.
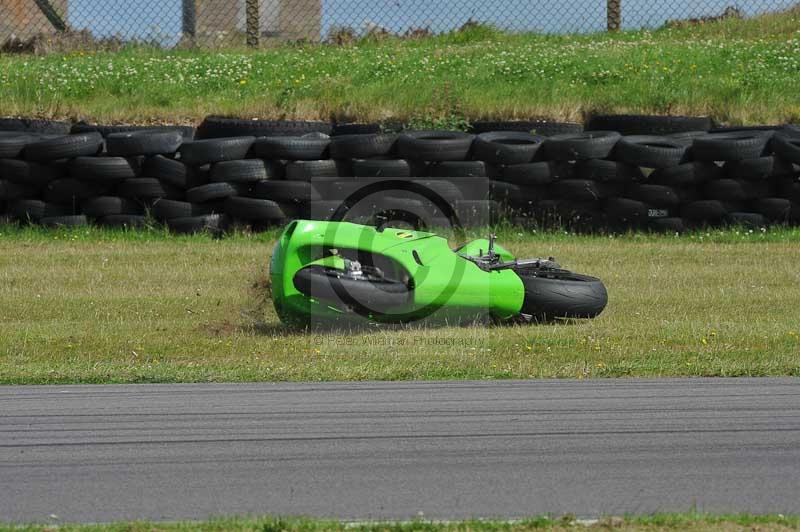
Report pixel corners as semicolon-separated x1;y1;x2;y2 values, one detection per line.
0;117;798;234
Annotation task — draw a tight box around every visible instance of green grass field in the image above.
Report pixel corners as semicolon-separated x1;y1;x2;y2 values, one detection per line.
1;7;799;126
2;513;799;532
1;224;798;384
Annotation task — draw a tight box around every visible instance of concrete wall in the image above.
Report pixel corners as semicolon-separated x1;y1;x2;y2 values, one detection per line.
0;0;68;41
185;0;321;44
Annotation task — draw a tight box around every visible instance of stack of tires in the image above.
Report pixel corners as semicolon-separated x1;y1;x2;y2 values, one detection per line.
1;115;799;234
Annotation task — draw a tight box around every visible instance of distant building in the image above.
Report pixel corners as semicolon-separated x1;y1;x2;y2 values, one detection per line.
0;0;68;41
182;0;322;44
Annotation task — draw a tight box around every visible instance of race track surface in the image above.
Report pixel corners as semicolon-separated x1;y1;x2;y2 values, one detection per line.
1;378;799;523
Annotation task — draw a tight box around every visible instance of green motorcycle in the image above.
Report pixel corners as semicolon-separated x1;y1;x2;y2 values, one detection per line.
270;181;607;326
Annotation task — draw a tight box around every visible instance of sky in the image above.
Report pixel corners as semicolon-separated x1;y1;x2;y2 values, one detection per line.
66;0;796;45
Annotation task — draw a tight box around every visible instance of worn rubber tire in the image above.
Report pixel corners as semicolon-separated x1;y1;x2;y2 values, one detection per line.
69;156;139;182
105;130;184;156
648;217;686;233
71;123;194;139
752;198;793;222
0;158;65;187
586;114;713;135
518;271;608;320
649;162;722;186
24;133;104;162
691;131;772;161
0;133;37;159
604;197;649;226
724;156;792;180
470;120;583;137
397;131;475;162
43;179;109;204
253;180;321;203
224;196;294;221
186;182;250;203
118;178;183;200
472;131;545;165
429;161;488;178
574;159;642;183
209;159;283;183
178;137;255;165
150;199;219;221
351;158;411;178
545;131;622;161
331;123;382;136
98;214;149;228
628;184;681;209
285;160;344;181
0;117;71;135
770;134;800;165
141;155;202;189
196;117;331;139
681;200;731;223
82;196;144;217
726;212;768;228
8;199;72;221
612;135;688;168
253;136;330;160
329;134;397;159
551;179;604;201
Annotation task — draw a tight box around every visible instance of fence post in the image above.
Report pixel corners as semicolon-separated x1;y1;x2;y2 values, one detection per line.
246;0;260;47
607;0;621;31
182;0;196;40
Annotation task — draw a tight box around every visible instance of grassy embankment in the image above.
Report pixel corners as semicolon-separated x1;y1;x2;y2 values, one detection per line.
0;7;799;126
1;224;798;384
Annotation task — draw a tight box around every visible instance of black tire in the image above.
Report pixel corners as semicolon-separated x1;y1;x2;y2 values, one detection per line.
692;131;772;161
331;123;382;136
352;158;411;178
186;182;249;203
167;214;229;235
24;133;104;162
0;159;65;187
517;271;608;320
304;200;345;220
0;117;71;135
150;199;219;221
778;180;800;203
648;217;686;233
574;159;642;183
8;199;72;221
397;131;475;161
613;135;688;168
0;133;37;159
604;197;649;226
409;179;464;202
771;134;800;165
545;131;622;161
489;180;550;208
649;162;722;186
628;184;681;209
285;160;343;181
178;137;255;165
71;123;195;139
43;179;109;204
106;130;184;156
98;214;149;228
724;157;791;180
472;131;544;165
40;215;89;227
196;117;331;139
681;200;731;223
470;120;583;137
330;134;397;159
118;178;183;200
586;114;713;135
726;212;768;228
253;136;330;160
82;196;144;217
429;161;487;178
224;196;294;221
209;159;283;183
551;179;603;201
293;265;411;314
253;180;321;203
141;155;203;189
69;156;139;182
0;179;38;201
752;198;792;222
535;200;603;229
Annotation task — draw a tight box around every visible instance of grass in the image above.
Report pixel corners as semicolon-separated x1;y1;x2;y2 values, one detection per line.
1;513;800;531
0;8;799;126
1;224;799;384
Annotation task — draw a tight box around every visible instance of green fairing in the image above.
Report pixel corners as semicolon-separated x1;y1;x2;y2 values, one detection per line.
270;220;525;324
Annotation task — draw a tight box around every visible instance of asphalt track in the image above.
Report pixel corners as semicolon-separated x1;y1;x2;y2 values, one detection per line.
1;378;799;524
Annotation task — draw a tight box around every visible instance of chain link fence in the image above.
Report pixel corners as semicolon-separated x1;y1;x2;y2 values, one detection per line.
0;0;797;50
